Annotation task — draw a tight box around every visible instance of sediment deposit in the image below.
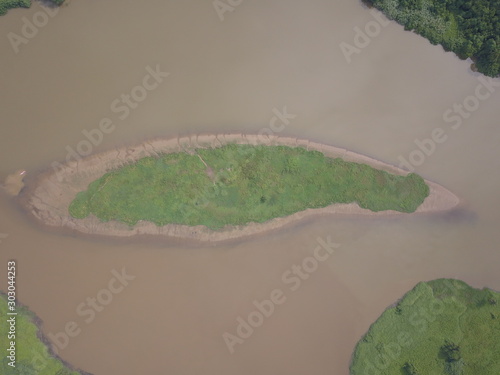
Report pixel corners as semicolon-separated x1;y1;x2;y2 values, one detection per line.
19;134;460;243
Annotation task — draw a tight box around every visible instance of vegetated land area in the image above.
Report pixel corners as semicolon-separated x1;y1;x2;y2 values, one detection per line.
0;0;64;16
69;144;430;229
369;0;500;77
350;279;500;375
0;293;83;375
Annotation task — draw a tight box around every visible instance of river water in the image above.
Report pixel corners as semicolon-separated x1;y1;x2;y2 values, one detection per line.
0;0;499;374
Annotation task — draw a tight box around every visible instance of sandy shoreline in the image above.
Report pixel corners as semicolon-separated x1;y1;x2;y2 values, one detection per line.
18;134;460;243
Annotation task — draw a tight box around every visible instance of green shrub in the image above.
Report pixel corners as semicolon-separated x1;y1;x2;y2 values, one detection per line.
403;362;419;375
0;0;30;16
441;340;462;362
0;0;64;16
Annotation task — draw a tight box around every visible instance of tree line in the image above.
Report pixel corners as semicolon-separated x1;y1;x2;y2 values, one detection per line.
0;0;64;16
370;0;500;77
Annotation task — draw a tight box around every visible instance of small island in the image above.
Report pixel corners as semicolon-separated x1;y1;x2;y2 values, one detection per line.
350;279;500;375
366;0;500;77
0;293;91;375
69;144;429;228
0;0;64;16
20;134;460;242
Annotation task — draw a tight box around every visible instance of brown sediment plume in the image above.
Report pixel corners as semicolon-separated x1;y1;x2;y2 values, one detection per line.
18;134;460;243
2;169;26;196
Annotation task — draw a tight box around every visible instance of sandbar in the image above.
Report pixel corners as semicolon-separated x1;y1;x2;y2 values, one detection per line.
18;134;460;243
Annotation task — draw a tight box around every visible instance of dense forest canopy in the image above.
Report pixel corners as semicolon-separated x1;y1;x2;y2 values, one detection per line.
369;0;500;77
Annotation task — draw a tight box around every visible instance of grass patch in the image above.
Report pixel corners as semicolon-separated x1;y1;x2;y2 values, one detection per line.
350;279;500;375
69;144;429;229
0;293;84;374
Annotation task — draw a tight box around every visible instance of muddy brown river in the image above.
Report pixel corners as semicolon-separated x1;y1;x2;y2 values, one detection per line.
0;1;499;374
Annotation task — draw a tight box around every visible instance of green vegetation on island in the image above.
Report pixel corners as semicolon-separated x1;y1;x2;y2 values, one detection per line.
350;279;500;375
0;293;86;375
367;0;500;77
0;0;64;16
69;144;429;229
